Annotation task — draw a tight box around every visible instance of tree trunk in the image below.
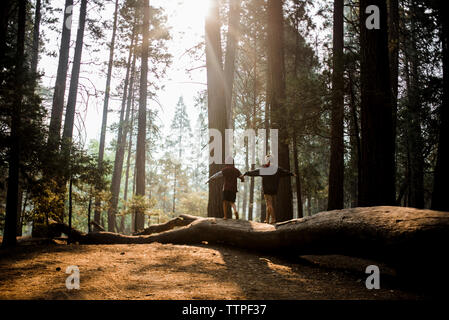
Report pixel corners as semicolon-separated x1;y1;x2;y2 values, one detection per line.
135;0;150;230
328;0;345;210
292;133;303;218
172;165;177;213
224;0;241;129
121;46;137;234
307;194;311;216
68;176;73;243
16;187;23;236
242;136;249;218
133;151;137;196
248;164;255;220
261;71;270;223
388;0;399;200
47;0;73;151
237;185;241;213
30;0;41;76
404;15;424;209
20;189;28;234
292;7;303;219
61;0;87;150
348;72;361;208
60;0;87;225
0;0;12;64
96;0;120;232
358;0;395;206
267;0;293;222
87;194;92;233
2;0;26;248
108;26;137;232
248;39;258;221
124;86;136;232
432;1;449;212
97;0;119;163
206;0;227;218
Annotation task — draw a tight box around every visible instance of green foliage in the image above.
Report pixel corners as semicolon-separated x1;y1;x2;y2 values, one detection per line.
118;194;155;228
177;192;208;217
24;142;112;225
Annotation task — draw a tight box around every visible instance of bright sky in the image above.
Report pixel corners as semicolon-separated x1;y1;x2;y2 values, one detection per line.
38;0;330;156
39;0;210;150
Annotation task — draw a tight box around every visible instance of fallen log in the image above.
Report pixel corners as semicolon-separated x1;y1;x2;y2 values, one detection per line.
48;207;449;252
46;206;449;285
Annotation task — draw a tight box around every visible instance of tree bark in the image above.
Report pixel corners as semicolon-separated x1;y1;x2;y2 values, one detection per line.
224;0;241;130
306;194;311;216
248;31;259;222
358;0;395;206
107;26;137;232
0;0;12;64
432;1;449;212
59;0;87;226
328;0;345;210
68;176;73;243
96;0;120;231
267;0;293;222
388;0;399;201
242;133;249;218
404;14;424;209
2;0;27;248
87;194;92;233
47;0;73;151
123;83;136;232
172;165;177;213
134;0;150;230
121;45;137;234
348;72;361;208
97;0;119;166
30;0;41;76
61;0;87;149
292;6;303;219
206;0;227;218
248;164;255;220
16;187;23;236
292;133;303;218
261;70;270;222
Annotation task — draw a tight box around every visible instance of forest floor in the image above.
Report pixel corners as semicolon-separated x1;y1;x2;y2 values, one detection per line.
0;238;429;300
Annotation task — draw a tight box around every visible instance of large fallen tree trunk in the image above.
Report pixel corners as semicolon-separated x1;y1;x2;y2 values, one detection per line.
48;207;449;282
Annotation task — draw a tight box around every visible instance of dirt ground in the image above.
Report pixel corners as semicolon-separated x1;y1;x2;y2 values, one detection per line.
0;240;427;300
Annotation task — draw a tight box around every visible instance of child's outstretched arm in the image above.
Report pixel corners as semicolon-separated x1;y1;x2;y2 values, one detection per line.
205;171;223;184
243;169;261;177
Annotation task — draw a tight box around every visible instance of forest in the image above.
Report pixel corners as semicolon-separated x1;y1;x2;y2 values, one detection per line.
0;0;448;300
